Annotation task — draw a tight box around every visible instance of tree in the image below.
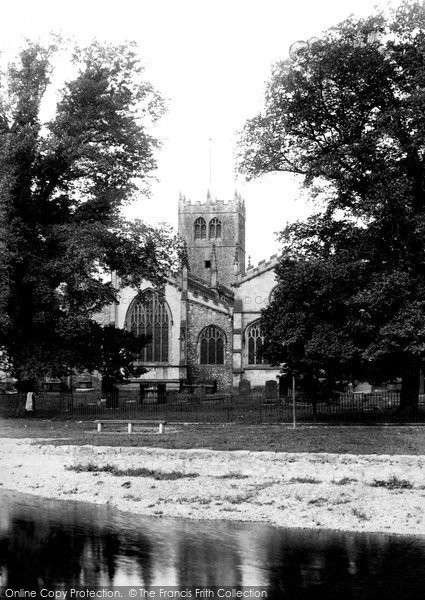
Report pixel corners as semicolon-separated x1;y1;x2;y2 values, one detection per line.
0;38;179;387
237;1;425;412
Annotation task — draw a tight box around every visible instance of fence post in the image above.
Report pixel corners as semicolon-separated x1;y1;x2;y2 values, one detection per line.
292;375;296;429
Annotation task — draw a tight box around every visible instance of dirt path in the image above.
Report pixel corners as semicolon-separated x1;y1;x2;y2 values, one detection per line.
1;438;425;535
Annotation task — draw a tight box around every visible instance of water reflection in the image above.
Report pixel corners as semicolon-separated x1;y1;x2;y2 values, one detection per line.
1;490;425;598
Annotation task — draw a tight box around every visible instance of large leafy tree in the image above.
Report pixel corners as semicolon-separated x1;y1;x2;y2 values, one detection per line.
238;1;425;411
0;39;179;387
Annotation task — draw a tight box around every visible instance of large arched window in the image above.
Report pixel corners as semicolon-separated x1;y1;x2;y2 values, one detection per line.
128;291;170;362
246;320;265;365
269;286;278;304
209;218;222;239
199;325;226;364
194;217;206;240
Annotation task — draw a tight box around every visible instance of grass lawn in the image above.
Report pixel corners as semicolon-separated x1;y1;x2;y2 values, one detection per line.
1;417;425;454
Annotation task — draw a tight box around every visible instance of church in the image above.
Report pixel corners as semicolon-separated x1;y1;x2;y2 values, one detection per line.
101;192;281;394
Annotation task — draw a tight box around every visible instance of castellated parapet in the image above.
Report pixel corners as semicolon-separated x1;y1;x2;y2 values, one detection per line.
178;191;246;212
234;254;279;285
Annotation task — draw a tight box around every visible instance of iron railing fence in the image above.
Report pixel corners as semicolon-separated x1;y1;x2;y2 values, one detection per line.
1;390;425;423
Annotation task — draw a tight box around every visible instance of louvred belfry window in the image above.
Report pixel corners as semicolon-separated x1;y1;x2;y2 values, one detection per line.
129;291;169;362
209;217;222;239
200;325;225;364
194;217;206;239
247;321;265;365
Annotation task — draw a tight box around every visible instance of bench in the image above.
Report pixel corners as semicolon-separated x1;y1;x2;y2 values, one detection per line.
94;419;166;434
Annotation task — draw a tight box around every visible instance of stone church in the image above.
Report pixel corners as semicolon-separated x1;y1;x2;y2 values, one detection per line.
103;192;280;393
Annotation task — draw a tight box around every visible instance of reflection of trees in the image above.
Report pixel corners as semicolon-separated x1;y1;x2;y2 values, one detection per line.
0;518;84;588
3;492;425;598
264;529;425;600
176;526;242;588
118;532;154;587
1;517;109;588
0;504;154;588
103;532;120;583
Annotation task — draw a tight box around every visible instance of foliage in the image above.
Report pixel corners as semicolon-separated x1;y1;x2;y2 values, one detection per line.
238;1;425;410
370;475;414;489
66;463;198;479
0;38;177;385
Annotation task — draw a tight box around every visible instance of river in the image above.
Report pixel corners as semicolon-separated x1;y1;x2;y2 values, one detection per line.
1;490;425;598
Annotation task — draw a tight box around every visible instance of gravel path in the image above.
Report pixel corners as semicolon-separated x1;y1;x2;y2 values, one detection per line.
1;438;425;535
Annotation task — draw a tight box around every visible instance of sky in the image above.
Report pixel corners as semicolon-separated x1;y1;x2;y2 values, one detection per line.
1;0;392;263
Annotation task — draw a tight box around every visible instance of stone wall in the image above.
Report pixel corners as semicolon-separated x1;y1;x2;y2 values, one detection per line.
233;262;280;388
186;300;233;390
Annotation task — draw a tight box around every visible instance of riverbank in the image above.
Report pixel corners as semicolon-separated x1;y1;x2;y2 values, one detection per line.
1;436;425;535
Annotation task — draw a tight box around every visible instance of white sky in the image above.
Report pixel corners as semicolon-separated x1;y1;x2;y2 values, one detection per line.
1;0;391;263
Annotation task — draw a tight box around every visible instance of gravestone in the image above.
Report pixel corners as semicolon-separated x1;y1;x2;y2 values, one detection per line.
265;379;278;399
239;379;251;395
193;385;204;397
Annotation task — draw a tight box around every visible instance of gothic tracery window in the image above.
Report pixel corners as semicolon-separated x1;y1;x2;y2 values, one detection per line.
199;325;225;365
209;217;222;239
269;286;278;303
247;321;265;365
194;217;206;240
128;291;169;362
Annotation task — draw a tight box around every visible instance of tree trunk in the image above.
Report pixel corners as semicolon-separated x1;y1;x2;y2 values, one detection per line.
399;369;420;415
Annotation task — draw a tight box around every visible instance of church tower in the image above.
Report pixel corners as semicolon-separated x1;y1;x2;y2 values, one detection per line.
178;191;246;288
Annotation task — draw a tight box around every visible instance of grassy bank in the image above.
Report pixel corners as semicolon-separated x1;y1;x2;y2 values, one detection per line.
2;418;425;454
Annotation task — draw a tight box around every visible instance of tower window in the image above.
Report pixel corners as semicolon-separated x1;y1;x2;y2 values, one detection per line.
246;320;265;365
209;218;222;239
205;260;211;268
194;217;206;240
199;325;226;365
128;290;170;363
